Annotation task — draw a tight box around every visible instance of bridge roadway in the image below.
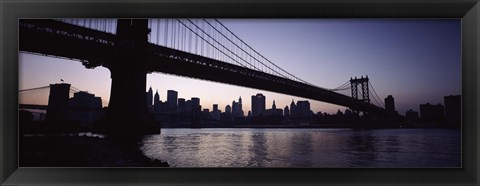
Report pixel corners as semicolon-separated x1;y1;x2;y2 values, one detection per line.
19;19;389;115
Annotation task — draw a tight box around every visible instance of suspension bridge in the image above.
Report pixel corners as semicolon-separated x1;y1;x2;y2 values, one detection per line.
19;19;398;134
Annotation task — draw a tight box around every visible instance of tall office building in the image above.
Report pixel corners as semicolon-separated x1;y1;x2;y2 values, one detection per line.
251;93;266;117
146;87;153;107
225;105;232;115
167;90;178;111
290;99;297;117
444;95;461;126
284;106;290;117
191;97;201;117
191;97;200;108
297;100;311;117
232;97;243;117
211;104;221;120
154;90;160;106
385;95;396;113
176;98;186;116
153;90;161;112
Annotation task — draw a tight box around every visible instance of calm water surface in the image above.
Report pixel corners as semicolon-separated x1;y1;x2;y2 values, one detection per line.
140;128;460;167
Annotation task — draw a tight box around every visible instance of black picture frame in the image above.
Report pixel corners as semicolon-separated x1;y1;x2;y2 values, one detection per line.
1;0;479;185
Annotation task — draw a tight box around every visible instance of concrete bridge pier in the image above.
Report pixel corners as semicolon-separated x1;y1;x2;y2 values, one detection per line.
99;19;159;135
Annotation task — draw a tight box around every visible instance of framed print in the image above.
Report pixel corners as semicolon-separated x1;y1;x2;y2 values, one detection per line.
1;0;479;185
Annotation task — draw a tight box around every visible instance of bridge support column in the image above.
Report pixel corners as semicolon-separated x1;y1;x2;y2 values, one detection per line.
99;19;159;135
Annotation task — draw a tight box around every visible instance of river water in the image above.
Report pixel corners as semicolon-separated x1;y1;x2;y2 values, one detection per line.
140;128;461;168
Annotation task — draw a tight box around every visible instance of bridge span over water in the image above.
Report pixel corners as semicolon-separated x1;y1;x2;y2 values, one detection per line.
19;19;397;134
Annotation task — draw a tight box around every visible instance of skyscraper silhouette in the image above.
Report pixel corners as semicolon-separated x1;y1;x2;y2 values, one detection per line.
167;90;178;111
146;87;153;107
284;106;290;117
251;93;266;117
232;97;243;117
153;90;160;112
444;95;461;126
385;95;396;113
290;99;297;117
225;105;232;114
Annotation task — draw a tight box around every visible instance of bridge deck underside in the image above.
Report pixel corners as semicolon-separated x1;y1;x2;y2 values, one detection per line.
19;19;387;115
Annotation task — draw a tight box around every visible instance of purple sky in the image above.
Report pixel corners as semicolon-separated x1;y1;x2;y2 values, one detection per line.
19;19;461;115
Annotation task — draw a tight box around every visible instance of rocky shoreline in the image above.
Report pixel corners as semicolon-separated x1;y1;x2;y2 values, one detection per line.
20;135;169;167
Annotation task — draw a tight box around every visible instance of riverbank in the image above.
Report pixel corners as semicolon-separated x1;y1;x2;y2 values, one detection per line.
20;135;169;167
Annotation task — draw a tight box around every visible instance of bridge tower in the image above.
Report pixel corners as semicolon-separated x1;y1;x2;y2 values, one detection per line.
349;76;370;116
46;83;71;126
350;76;370;103
99;19;159;135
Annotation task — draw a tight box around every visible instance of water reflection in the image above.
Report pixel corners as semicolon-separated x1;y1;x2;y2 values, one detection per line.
290;132;313;167
247;131;268;167
140;128;460;167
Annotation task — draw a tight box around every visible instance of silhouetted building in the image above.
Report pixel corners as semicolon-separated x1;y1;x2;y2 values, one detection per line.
444;95;461;126
265;100;283;116
296;100;311;118
46;83;71;124
69;91;103;126
69;91;102;109
225;105;232;114
191;97;201;115
154;101;166;114
385;95;396;113
178;98;186;109
336;109;343;116
211;104;221;120
190;97;201;126
405;109;419;122
202;108;212;120
191;97;200;109
344;109;353;116
167;90;178;111
153;90;161;112
146;87;153;112
232;97;244;117
177;98;187;116
251;93;266;117
420;103;445;122
284;106;290;117
146;87;153;107
290;100;297;117
185;100;192;115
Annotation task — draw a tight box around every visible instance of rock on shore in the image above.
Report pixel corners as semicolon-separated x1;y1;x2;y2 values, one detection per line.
20;135;169;167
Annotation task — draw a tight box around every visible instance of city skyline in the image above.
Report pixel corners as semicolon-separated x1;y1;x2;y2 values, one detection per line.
19;19;461;115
